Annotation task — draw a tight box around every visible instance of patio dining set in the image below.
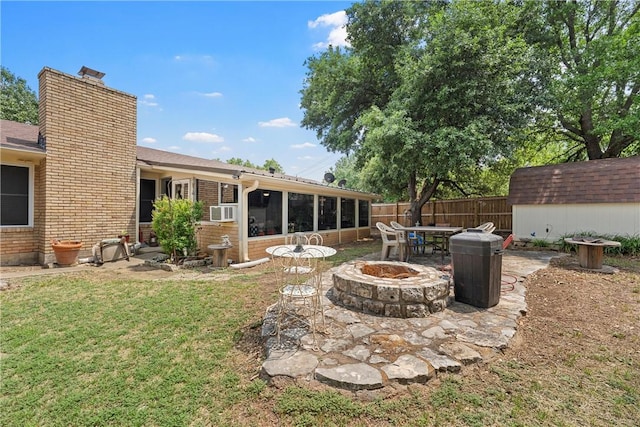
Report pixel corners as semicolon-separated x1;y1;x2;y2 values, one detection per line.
376;221;496;263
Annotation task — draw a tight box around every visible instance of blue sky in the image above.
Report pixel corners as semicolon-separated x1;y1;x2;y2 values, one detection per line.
1;1;354;181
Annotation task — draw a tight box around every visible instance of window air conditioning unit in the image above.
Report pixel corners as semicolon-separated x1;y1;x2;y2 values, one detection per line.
210;205;237;222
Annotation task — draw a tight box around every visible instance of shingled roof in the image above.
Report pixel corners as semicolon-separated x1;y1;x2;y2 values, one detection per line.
507;156;640;206
0;120;42;153
136;145;323;186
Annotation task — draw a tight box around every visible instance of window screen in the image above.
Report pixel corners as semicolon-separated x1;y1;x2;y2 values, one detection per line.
139;179;156;223
1;165;30;226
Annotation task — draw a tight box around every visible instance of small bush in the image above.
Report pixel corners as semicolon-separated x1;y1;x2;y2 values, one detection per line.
151;196;203;262
531;239;549;248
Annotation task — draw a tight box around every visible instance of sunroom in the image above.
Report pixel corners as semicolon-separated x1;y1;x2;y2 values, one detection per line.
136;146;376;264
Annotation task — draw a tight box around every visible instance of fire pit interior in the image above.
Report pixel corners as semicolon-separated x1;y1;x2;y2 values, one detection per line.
332;261;451;318
361;263;419;279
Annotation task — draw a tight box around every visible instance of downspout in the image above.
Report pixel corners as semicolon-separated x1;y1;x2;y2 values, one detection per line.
135;167;141;244
241;180;260;262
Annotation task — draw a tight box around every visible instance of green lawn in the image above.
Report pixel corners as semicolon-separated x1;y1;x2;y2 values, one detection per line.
1;241;638;426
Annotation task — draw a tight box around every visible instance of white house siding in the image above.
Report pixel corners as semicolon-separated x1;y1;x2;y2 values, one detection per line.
513;203;640;242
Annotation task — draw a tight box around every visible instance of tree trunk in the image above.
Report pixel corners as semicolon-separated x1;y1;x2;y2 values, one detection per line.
407;177;440;226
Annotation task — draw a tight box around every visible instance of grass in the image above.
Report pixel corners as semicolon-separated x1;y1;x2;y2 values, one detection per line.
1;240;639;426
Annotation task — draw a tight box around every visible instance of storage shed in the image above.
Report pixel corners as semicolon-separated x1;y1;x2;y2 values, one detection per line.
507;156;640;242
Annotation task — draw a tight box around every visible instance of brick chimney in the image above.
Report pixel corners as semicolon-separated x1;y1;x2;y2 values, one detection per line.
37;67;137;264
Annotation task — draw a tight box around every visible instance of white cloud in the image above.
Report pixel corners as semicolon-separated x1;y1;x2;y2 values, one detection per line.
309;10;350;50
219;146;232;152
167;145;181;151
140;94;159;107
242;137;258;143
258;117;296;128
201;92;223;98
291;142;316;149
182;132;224;143
141;137;156;144
297;155;314;160
308;11;347;29
174;54;215;65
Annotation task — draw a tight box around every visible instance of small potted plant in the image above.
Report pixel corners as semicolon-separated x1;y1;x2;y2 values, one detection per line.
118;230;130;243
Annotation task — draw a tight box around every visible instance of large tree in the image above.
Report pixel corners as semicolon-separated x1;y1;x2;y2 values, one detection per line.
301;0;541;223
529;0;639;159
0;66;39;124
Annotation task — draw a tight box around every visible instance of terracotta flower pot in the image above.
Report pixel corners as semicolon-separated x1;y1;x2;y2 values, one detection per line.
51;240;83;266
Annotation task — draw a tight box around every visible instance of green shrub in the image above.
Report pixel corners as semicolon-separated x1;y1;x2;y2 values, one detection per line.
151;196;203;262
531;238;549;248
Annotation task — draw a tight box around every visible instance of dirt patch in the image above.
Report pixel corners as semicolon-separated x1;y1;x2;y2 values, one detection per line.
510;255;639;362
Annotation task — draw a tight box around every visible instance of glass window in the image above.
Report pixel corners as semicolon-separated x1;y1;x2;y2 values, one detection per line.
139;179;156;223
161;177;172;197
172;179;190;200
341;198;356;229
1;164;31;226
318;196;337;230
358;200;370;227
248;189;282;237
220;183;238;204
288;192;314;232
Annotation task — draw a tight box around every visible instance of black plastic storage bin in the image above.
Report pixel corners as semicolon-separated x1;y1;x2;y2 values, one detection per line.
449;229;504;308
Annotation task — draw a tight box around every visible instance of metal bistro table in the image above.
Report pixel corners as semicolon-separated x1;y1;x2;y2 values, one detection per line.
266;244;337;258
399;225;464;263
266;244;336;349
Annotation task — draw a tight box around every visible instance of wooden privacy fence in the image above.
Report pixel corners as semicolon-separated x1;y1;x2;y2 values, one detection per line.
372;196;511;233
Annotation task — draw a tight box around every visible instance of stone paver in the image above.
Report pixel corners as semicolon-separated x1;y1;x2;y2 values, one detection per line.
260;250;557;391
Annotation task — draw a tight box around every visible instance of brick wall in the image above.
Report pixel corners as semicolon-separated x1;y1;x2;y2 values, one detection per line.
38;68;137;264
198;180;218;221
197;223;239;261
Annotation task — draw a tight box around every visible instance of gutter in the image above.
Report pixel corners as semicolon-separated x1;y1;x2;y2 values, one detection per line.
241;179;260;262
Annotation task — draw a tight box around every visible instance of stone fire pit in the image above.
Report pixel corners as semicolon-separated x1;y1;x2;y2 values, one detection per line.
332;261;451;318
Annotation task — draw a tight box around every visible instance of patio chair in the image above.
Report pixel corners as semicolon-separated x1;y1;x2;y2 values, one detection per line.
376;222;408;261
271;246;326;349
306;232;324;245
390;221;424;255
431;223;452;254
285;233;308;245
475;222;496;233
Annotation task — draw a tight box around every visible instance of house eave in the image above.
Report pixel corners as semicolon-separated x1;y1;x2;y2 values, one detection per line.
137;160;379;200
0;146;47;162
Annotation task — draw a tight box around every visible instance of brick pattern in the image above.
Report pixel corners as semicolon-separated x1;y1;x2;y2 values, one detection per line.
38;68;137;263
197;223;239;261
197;180;219;221
508;157;640;206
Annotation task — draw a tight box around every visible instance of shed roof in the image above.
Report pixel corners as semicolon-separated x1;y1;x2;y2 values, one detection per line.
507;156;640;205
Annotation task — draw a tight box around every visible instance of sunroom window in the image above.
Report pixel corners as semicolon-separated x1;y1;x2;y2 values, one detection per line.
288;192;314;233
358;200;370;227
248;189;283;237
318;196;337;230
341;198;356;228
